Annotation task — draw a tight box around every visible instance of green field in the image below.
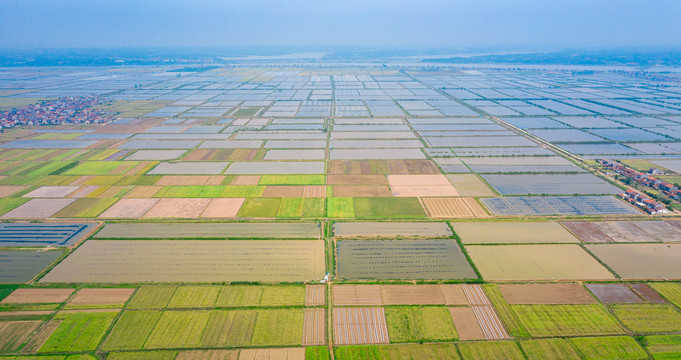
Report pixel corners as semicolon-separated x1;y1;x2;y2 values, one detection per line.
327;197;354;218
334;344;460;360
483;285;530;338
237;198;281;217
215;285;305;307
307;346;332;360
512;304;624;337
106;351;177;360
153;186;225;198
64;161;141;176
612;304;681;333
127;286;177;309
167;286;220;308
645;335;681;360
53;198;118;217
650;283;681;309
277;198;325;218
107;308;304;350
569;336;648;360
520;338;582;360
220;185;265;197
385;306;457;342
39;311;118;352
457;341;525;360
103;311;163;351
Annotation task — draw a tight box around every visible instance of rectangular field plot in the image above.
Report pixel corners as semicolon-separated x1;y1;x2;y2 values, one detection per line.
95;222;320;238
481;196;639;216
465;244;615;281
333;222;452;238
148;162;229;175
562;221;681;243
385;306;457;342
225;161;325;174
453;222;579;244
0;250;63;283
0;222;97;247
125;150;186;161
40;240;325;283
586;244;681;279
336;240;476;280
445;174;495;197
333;307;389;345
104;308;304;350
511;304;625;337
422;197;489;218
334;344;459;360
2;198;76;218
481;174;621;195
498;284;596;305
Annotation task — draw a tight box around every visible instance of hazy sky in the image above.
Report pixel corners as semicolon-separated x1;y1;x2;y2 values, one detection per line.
1;0;680;49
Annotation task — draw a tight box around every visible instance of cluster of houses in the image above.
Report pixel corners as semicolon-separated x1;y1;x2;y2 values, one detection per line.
597;158;677;214
0;95;114;129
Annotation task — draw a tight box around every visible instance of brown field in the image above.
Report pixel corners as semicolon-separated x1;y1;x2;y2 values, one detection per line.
440;285;469;305
472;305;510;340
68;185;99;198
99;198;159;218
70;176;95;186
183;149;260;162
67;288;135;306
0;321;42;352
93;124;154;134
303;308;326;346
156;175;226;186
586;244;681;279
498;284;596;305
305;285;326;306
333;285;383;306
585;284;642;303
453;222;580;244
391;185;459;197
381;285;445;305
143;198;211;218
200;198;245;218
387;174;452;186
41;240;326;282
21;320;61;353
333;307;389;345
467;244;616;281
176;350;238;360
563;221;681;243
262;186;305;197
333;222;452;238
422;197;489;218
332;186;391;197
630;283;666;303
231;175;261;186
123;186;161;198
0;311;54;317
239;348;305;360
328;160;439;175
2;198;75;218
302;186;326;198
0;185;25;197
1;288;74;304
449;307;485;340
446;174;496;197
327;175;387;185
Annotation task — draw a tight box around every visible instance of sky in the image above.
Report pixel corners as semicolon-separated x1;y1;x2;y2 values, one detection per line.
1;0;680;50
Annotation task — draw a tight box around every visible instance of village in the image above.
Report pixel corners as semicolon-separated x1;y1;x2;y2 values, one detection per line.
598;158;678;214
0;95;114;129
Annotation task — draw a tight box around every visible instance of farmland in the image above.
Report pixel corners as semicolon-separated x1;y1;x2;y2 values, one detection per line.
2;65;681;358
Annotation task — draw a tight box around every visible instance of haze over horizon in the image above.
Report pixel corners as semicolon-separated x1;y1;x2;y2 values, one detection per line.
1;0;680;50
